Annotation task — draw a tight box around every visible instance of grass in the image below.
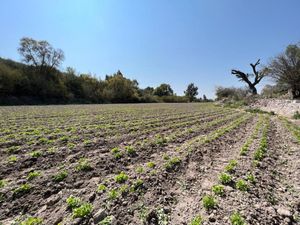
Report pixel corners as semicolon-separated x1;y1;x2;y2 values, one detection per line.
52;170;68;182
114;171;129;183
189;216;203;225
27;171;41;180
202;195;217;210
219;172;232;185
212;184;225;196
230;212;246;225
75;158;92;171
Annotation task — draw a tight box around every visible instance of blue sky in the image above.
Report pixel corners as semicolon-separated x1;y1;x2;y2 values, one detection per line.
1;0;300;98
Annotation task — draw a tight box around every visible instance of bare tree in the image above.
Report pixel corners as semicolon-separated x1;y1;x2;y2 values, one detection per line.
18;37;64;74
231;59;267;95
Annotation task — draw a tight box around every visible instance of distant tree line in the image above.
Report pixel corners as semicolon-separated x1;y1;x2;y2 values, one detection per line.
0;37;209;105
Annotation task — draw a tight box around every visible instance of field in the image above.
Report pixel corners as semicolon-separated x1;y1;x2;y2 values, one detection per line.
0;103;299;225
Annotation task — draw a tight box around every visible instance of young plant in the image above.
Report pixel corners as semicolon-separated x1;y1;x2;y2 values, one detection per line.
99;216;113;225
147;161;156;168
246;173;256;184
135;166;144;173
97;184;107;192
72;203;93;218
125;145;136;156
225;160;238;173
19;217;43;225
0;179;7;188
236;179;248;192
165;157;181;171
66;195;81;209
29;151;42;158
114;171;129;183
75;158;92;171
219;172;232;185
189;215;203;225
8;155;18;163
27;171;41;180
211;184;225;196
108;189;119;200
52;170;68;182
13;183;31;196
111;147;122;159
202;195;217;210
230;212;246;225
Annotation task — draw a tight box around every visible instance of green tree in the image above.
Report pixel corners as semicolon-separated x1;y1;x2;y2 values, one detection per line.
154;83;174;96
184;83;198;102
267;43;300;99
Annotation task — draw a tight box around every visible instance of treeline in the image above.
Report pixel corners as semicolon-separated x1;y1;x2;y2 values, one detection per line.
0;37;208;105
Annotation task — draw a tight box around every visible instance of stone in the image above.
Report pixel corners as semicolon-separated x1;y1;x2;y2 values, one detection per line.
277;207;292;217
93;208;107;224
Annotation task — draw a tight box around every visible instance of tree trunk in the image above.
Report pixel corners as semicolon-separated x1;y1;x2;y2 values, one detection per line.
249;85;257;95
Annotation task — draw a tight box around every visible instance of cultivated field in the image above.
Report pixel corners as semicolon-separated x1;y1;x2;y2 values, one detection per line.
0;103;299;225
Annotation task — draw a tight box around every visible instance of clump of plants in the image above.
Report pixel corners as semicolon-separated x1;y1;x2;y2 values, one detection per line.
125;145;136;156
111;147;122;159
165;156;181;171
202;195;217;210
97;184;107;193
147;161;156;168
246;172;256;184
114;171;129;183
211;184;225;196
99;216;114;225
75;158;92;171
29;150;42;158
236;179;248;192
219;172;233;185
19;217;43;225
225;160;238;173
230;212;246;225
8;155;18;163
27;171;41;180
66;196;93;219
108;189;119;200
13;183;31;196
52;170;68;182
0;179;7;188
154;134;167;146
293;111;300;119
189;215;203;225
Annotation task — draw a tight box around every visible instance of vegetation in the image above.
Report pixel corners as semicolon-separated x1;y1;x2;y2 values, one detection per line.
189;216;203;225
212;184;225;196
72;203;93;218
230;212;246;225
52;170;68;182
202;195;217;210
114;171;129;183
219;172;233;185
184;83;199;102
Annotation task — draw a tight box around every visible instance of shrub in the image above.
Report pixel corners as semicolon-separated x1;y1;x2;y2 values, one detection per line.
114;171;129;183
202;195;217;210
66;196;81;209
72;203;93;218
236;179;248;191
75;158;92;171
52;170;68;182
230;212;246;225
219;173;232;185
212;185;225;196
189;216;203;225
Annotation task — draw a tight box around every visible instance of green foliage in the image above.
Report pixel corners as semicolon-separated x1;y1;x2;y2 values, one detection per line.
75;158;92;171
99;216;113;225
219;172;232;185
246;173;256;183
236;179;248;191
212;185;225;196
230;212;246;225
13;183;31;196
111;147;122;159
165;157;181;171
0;179;7;188
66;196;81;209
52;170;68;182
19;217;43;225
29;151;42;158
293;111;300;119
114;171;129;183
225;160;238;173
97;184;107;192
72;203;93;218
153;83;174;96
8;155;18;163
125;145;136;155
184;83;199;102
202;195;217;210
147;161;156;168
189;216;203;225
27;171;41;180
108;189;119;200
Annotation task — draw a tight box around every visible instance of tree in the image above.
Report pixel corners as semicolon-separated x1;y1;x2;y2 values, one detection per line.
231;59;267;95
153;83;174;96
203;94;207;102
184;83;198;102
18;37;64;74
267;43;300;99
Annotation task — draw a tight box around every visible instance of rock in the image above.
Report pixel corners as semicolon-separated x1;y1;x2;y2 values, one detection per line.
93;208;107;224
277;207;292;217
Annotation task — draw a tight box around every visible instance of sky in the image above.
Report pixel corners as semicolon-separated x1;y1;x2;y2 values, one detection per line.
0;0;300;98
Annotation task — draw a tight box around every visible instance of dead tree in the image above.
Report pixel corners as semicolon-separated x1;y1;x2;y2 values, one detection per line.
231;59;266;95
